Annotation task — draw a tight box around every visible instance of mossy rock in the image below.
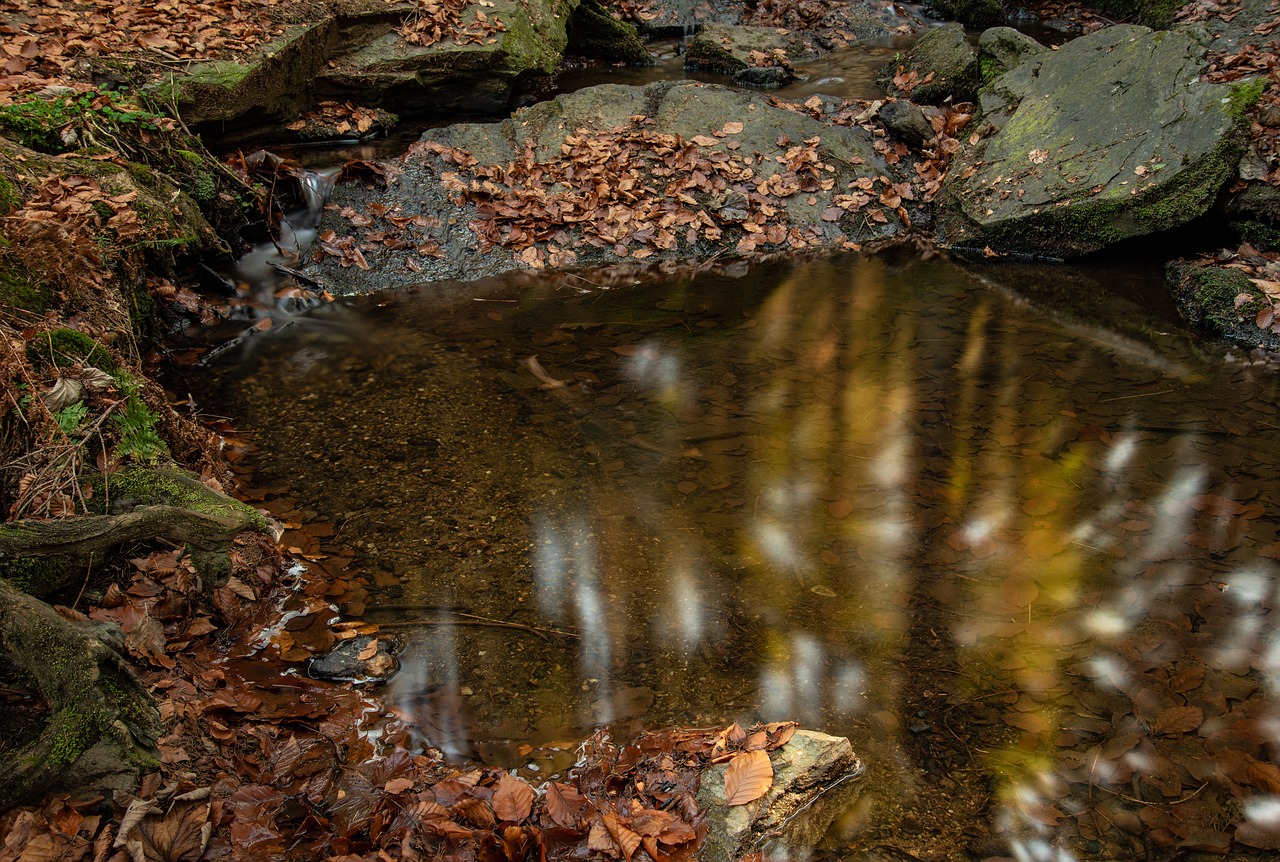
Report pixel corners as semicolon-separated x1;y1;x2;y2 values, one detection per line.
567;0;653;65
1168;261;1280;350
878;23;980;105
940;26;1248;257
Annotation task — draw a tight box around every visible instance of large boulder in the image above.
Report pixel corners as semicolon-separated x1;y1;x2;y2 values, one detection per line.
697;730;863;862
304;81;919;292
938;25;1250;258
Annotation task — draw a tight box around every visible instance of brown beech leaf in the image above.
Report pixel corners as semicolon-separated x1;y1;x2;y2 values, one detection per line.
723;749;772;805
545;782;584;828
492;773;534;822
1153;706;1203;735
1169;666;1205;693
384;777;414;794
602;812;642;861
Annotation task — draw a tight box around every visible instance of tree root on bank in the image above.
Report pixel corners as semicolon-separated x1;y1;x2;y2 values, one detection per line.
0;465;271;598
0;577;162;812
0;465;270;810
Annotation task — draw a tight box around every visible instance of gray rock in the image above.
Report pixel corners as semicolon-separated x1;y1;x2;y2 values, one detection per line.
308;635;401;684
734;65;793;89
977;26;1046;78
306;81;914;293
698;730;863;862
879;23;979;105
938;25;1249;258
879;99;936;149
684;23;801;75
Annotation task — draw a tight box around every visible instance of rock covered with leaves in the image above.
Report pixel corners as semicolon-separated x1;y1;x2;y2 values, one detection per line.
306;81;942;291
939;25;1251;258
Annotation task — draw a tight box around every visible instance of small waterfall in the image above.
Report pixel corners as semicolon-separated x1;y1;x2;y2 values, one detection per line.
297;167;338;231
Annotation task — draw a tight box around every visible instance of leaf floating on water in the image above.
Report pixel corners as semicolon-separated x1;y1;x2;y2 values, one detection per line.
723;749;772;806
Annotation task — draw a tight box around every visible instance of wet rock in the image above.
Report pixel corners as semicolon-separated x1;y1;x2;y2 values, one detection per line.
698;730;863;862
938;25;1249;258
878;23;979;105
879;99;936;150
308;635;401;684
733;65;793;88
977;26;1046;80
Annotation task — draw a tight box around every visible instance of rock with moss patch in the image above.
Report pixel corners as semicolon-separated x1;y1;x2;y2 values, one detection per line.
684;23;800;80
938;25;1249;258
878;23;979;105
1168;261;1280;350
567;0;653;65
977;26;1046;83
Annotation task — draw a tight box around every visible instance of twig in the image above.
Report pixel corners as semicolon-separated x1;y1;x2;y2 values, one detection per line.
376;613;579;640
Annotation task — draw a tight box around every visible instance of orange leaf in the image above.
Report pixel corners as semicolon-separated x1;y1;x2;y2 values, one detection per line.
603;812;642;861
723;749;772;805
493;773;534;822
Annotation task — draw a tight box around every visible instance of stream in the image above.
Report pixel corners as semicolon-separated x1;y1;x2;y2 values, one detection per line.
173;38;1280;862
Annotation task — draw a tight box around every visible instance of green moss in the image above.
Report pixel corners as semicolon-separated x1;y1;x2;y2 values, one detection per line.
1227;78;1266;122
979;55;1003;87
91;465;270;533
566;0;653;65
0;555;76;597
25;328;117;373
0;264;51;313
1233;219;1280;252
183;60;253;88
1190;266;1266;329
684;40;746;75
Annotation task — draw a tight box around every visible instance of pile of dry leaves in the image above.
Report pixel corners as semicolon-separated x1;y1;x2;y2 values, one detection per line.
0;0;289;101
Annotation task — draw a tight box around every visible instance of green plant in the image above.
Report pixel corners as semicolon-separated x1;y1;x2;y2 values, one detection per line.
110;376;165;464
53;403;88;435
0;89;173;155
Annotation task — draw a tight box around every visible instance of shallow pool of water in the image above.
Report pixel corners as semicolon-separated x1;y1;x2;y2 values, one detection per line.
179;250;1280;859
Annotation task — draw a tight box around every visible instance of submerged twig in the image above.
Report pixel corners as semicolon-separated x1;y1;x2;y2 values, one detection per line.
377;612;579;640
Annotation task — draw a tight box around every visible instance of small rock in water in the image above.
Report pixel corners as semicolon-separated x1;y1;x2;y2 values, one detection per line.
307;634;401;684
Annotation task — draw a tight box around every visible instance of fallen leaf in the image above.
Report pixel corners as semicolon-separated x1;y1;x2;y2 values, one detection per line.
723;749;772;805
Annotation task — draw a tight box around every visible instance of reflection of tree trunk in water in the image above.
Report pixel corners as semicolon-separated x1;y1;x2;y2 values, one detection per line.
0;577;161;811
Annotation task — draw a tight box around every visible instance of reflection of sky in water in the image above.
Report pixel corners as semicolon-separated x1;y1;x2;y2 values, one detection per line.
196;253;1280;856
